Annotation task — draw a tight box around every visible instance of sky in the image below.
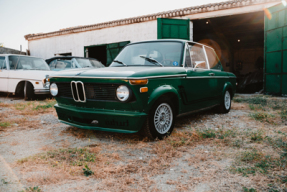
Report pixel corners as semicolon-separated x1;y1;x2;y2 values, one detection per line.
0;0;230;51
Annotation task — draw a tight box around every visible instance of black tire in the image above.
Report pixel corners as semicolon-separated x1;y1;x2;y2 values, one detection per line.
140;99;175;140
217;89;231;114
24;81;35;100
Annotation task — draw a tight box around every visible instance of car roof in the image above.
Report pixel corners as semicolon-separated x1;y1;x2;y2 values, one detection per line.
45;56;99;63
126;39;214;50
0;54;44;59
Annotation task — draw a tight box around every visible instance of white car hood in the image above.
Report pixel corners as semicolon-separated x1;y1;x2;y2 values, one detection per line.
9;70;56;81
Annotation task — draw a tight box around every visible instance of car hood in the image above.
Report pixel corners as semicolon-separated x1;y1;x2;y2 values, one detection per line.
51;67;187;79
9;70;56;81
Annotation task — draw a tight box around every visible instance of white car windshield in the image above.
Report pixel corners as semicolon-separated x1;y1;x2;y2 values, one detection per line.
74;58;104;68
9;56;50;70
109;42;184;67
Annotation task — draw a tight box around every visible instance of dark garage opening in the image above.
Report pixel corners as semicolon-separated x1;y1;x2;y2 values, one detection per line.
85;41;130;66
193;11;264;93
87;45;107;65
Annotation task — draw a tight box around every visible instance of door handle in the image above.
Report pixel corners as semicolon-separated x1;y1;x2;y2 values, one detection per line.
209;73;215;76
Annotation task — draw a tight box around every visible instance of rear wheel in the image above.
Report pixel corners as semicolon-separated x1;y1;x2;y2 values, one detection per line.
24;81;35;100
217;90;231;113
141;99;175;140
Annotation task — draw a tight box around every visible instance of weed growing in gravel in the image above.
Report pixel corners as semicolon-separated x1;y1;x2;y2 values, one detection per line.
234;96;267;106
239;150;263;163
14;102;29;110
19;186;41;192
18;147;98;169
197;129;216;138
249;104;255;110
249;112;275;123
243;187;257;192
44;148;97;166
233;139;244;148
83;165;94;176
11;99;56;116
280;109;287;121
234;95;287;115
250;131;264;142
0;179;9;185
33;100;56;110
196;128;237;140
0;122;10;128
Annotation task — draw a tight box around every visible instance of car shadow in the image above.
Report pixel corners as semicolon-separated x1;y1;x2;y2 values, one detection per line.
0;92;52;101
60;108;217;143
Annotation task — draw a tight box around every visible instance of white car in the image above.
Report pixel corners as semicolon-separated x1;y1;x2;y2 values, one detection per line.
0;54;54;100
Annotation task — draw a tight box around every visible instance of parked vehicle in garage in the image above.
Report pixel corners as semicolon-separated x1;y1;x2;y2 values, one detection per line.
0;54;54;100
49;39;236;139
46;56;105;71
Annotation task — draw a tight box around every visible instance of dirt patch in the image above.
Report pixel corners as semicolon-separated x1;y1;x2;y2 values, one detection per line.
0;94;286;191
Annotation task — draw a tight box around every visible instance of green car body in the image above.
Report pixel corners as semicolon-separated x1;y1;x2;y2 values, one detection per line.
50;39;236;138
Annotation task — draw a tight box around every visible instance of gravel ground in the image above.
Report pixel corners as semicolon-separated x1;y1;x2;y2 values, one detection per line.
0;94;286;192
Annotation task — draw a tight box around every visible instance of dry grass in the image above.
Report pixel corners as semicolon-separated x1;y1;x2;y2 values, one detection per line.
0;99;56;132
7;95;287;191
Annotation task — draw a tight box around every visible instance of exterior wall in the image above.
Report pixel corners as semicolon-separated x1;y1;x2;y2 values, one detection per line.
29;21;158;59
190;21;193;41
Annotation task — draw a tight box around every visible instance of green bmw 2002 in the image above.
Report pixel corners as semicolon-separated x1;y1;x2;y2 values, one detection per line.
49;39;236;139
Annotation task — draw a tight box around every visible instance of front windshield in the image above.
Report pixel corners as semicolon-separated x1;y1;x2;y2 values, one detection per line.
110;42;184;67
75;58;104;68
9;56;50;70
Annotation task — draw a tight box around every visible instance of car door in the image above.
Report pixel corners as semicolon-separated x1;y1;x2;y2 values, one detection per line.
0;56;9;92
182;43;216;111
204;46;226;101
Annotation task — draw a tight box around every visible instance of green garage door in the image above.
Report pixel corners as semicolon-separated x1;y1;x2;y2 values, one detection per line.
84;41;130;66
264;3;287;95
106;41;130;65
157;18;190;40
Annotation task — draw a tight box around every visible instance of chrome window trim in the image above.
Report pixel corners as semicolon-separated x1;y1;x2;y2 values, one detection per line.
186;76;231;79
51;74;187;79
203;45;210;70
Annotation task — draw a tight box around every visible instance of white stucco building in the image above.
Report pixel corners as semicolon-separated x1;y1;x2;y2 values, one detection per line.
25;0;278;61
25;0;282;93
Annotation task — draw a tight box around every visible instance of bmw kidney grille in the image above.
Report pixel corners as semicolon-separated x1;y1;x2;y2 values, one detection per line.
71;81;86;102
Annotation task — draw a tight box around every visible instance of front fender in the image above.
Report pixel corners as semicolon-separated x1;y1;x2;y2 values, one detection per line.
223;82;234;98
147;85;181;112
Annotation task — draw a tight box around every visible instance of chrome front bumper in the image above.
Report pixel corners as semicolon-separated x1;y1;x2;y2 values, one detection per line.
34;88;50;95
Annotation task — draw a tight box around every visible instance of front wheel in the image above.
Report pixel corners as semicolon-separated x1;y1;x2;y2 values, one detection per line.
141;99;175;140
217;90;231;113
24;81;35;101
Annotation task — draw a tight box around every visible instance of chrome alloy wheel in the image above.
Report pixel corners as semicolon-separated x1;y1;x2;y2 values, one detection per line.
224;91;231;110
154;103;173;134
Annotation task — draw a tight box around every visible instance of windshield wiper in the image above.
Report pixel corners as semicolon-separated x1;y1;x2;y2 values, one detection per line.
113;60;127;66
140;56;163;67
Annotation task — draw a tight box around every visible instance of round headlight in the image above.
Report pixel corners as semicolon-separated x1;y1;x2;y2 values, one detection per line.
50;83;58;96
116;85;130;102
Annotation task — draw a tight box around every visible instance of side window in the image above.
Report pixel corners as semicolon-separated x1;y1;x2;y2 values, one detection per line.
189;43;208;69
49;60;57;70
0;57;6;69
55;60;72;69
185;47;192;68
205;47;222;70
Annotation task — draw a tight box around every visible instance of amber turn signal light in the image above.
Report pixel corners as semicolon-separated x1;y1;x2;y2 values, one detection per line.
140;87;148;93
129;79;148;85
